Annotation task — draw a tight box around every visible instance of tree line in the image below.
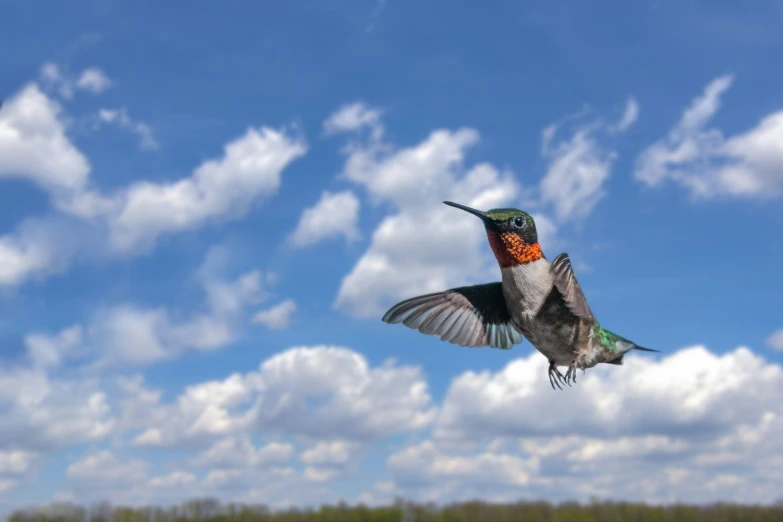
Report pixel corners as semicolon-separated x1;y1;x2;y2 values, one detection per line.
8;498;783;522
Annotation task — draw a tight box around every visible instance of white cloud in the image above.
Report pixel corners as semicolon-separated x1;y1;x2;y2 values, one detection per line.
0;76;307;289
0;84;90;194
39;63;74;99
0;217;81;287
300;440;361;483
435;346;780;442
120;345;434;448
24;325;83;368
388;440;535;498
97;107;158;150
147;471;196;489
326;103;520;317
635;75;783;199
538;106;632;223
88;265;263;367
0;451;36;475
328;98;635;317
766;329;783;351
613;97;640;133
81;126;307;253
76;68;112;94
0;451;39;497
192;437;294;469
530;213;558;251
376;345;783;505
323;102;383;138
8;344;783;508
251;299;296;330
288;190;360;248
16;246;266;368
0;366;113;452
39;63;112;99
299;440;354;466
66;450;148;489
60;451;206;506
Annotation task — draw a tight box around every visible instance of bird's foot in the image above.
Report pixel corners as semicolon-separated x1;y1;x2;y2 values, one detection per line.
548;360;569;390
564;356;586;385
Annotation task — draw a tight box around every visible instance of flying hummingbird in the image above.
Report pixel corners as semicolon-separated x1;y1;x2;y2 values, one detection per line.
381;200;658;389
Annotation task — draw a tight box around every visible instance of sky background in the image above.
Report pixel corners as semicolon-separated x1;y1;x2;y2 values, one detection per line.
1;0;783;515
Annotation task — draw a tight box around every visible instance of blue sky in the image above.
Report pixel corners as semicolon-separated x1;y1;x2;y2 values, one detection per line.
2;0;783;514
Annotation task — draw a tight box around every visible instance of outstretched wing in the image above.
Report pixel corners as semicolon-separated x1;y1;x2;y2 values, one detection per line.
551;253;595;322
382;282;524;350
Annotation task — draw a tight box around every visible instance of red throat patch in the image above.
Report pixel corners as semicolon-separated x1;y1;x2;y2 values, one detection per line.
487;231;542;267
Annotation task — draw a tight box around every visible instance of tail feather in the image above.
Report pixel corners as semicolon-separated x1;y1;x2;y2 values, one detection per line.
632;345;659;353
598;325;660;356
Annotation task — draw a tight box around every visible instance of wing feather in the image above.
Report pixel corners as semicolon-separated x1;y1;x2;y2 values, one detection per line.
550;253;594;322
382;282;524;350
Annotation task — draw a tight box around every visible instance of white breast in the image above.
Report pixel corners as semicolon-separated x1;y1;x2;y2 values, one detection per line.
500;258;553;320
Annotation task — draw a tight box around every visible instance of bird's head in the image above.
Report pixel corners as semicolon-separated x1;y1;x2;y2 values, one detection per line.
443;200;542;267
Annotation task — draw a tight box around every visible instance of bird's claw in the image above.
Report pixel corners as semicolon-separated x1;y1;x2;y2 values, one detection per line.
548;361;570;390
563;357;585;386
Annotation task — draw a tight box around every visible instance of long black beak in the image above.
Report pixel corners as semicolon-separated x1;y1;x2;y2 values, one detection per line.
443;201;491;221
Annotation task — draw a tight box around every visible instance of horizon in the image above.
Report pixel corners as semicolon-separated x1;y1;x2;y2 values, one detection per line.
2;0;783;517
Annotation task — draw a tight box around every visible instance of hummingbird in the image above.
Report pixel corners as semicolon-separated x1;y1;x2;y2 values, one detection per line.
381;200;658;390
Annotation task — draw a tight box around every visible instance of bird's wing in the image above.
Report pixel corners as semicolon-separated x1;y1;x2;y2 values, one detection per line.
382;282;524;350
550;253;595;322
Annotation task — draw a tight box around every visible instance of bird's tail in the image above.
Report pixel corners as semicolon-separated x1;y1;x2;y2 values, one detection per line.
632;345;659;352
599;326;659;365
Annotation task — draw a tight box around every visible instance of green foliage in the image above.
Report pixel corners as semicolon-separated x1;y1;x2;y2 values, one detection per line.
8;498;783;522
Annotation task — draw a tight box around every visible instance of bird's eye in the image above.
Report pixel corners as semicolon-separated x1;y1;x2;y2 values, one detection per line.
513;217;524;228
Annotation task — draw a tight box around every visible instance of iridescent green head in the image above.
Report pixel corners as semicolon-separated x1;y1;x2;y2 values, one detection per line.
443;201;541;266
443;201;537;239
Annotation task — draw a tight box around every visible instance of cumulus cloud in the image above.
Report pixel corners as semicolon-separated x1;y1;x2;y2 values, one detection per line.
0;84;90;193
435;346;780;441
635;75;783;199
119;345;434;448
0;217;85;287
147;471;197;489
251;299;297;330
388;440;535;500
24;325;83;368
192;437;294;469
323;102;383;138
0;366;113;453
377;345;783;505
87;255;264;367
15;245;266;369
326;103;520;317
199;466;326;508
96;107;159;150
0;451;39;496
62;451;201;505
8;344;783;507
80;346;434;507
71;125;307;253
327;97;636;317
299;440;360;483
0;75;307;289
66;450;149;489
288;190;360;248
